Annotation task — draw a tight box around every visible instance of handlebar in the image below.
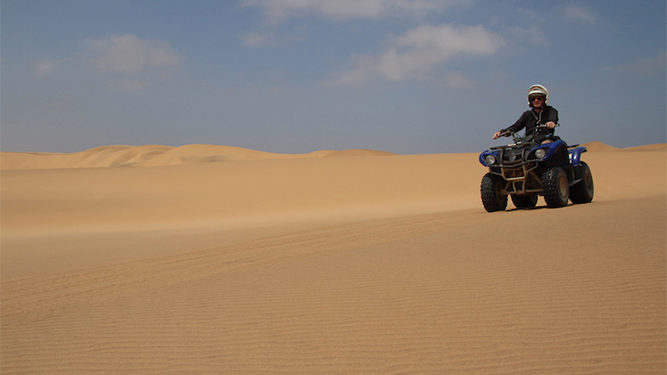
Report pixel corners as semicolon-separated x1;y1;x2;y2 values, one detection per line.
534;123;560;130
495;123;560;144
499;129;512;137
498;123;560;137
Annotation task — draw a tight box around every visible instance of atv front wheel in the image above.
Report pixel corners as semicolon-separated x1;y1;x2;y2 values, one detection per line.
511;194;538;209
541;166;569;208
570;162;594;204
481;173;507;212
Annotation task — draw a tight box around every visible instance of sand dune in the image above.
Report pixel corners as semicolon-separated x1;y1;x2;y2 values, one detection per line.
2;142;662;171
580;141;621;152
578;141;666;152
0;144;396;170
1;144;665;374
622;143;667;152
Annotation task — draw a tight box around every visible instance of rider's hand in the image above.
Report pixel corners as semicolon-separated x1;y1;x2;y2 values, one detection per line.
545;121;556;129
493;131;501;139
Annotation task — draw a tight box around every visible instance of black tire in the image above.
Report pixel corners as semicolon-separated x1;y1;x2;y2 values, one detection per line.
541;166;569;208
570;162;594;204
511;194;538;209
481;173;507;212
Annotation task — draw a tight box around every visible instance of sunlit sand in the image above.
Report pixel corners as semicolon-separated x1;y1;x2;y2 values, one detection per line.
2;143;665;374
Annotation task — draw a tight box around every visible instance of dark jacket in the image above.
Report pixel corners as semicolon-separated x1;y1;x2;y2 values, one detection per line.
503;105;559;142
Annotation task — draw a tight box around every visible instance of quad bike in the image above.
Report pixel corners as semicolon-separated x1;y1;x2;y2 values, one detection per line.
479;125;594;212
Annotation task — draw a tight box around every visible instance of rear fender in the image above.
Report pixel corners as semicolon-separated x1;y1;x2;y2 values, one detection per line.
568;147;588;166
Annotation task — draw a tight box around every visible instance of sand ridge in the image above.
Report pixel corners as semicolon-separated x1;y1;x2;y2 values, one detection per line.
2;142;663;170
1;143;665;374
0;144;396;170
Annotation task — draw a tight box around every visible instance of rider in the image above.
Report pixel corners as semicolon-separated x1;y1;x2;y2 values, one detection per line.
493;84;559;144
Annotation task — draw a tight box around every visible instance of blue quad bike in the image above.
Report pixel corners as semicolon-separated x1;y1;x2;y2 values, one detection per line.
479;125;594;212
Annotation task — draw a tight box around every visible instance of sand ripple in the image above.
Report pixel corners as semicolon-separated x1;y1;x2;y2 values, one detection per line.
1;145;665;374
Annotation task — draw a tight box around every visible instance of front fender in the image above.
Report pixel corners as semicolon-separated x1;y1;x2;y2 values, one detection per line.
529;139;567;161
479;150;500;167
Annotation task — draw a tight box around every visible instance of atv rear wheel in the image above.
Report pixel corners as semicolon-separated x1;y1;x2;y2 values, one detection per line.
481;173;507;212
511;194;538;209
541;166;569;208
570;162;594;204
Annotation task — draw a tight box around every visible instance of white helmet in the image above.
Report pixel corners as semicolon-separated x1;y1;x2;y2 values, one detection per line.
528;84;549;104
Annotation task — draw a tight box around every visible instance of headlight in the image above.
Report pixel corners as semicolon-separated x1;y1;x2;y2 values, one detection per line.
535;149;546;159
484;154;497;165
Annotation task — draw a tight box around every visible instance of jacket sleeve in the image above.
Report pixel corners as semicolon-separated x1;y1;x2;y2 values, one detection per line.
503;111;528;133
545;107;559;124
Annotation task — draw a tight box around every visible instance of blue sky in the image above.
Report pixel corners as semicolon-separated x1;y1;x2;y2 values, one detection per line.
2;0;665;153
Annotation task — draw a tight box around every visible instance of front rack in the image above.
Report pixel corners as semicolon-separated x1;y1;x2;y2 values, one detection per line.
499;160;542;195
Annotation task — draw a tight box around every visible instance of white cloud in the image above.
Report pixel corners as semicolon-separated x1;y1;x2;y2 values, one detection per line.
443;71;475;90
34;59;61;76
31;35;181;91
506;25;548;46
563;3;596;24
241;0;470;22
516;7;540;20
242;31;277;47
107;80;149;92
333;24;503;85
609;51;666;76
85;34;180;74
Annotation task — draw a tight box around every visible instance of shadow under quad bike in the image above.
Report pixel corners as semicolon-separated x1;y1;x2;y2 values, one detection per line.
478;125;594;212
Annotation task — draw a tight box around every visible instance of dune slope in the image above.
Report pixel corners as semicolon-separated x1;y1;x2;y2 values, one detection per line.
0;144;396;170
1;145;665;374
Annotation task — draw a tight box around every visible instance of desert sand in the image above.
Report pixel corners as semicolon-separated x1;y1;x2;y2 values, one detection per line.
1;143;665;374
